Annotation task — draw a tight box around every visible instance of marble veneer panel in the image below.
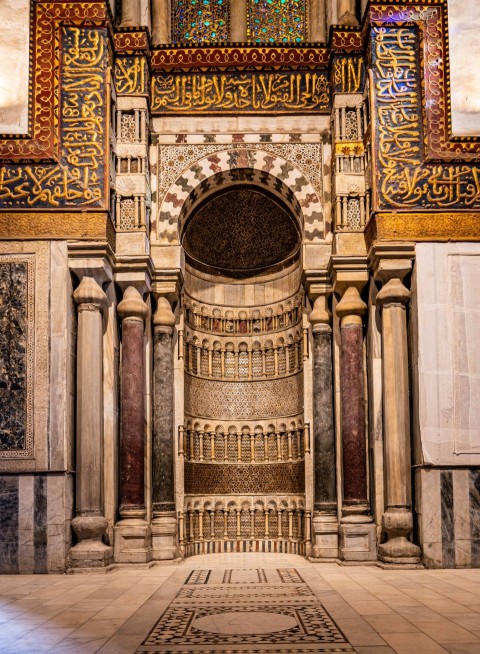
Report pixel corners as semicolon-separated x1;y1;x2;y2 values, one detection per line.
0;261;28;452
0;472;73;573
415;243;480;466
416;467;480;568
0;242;49;472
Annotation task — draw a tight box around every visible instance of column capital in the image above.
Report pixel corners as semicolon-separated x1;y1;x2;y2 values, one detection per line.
376;277;410;309
117;285;148;323
153;295;175;332
310;294;331;332
335;285;366;324
73;276;107;314
368;243;415;285
329;255;368;296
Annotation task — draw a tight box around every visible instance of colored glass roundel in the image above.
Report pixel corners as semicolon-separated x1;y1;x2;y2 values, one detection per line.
172;0;230;43
247;0;307;43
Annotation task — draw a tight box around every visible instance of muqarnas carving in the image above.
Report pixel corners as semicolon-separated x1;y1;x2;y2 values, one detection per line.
0;263;28;451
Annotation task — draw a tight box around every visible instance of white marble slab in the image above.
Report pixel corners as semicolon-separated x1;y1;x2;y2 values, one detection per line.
0;0;30;134
448;0;480;136
415;243;480;465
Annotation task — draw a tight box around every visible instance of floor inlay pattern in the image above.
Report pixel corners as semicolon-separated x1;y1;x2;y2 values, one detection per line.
136;568;355;653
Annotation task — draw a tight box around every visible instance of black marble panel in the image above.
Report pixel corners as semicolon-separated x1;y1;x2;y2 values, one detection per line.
34;475;47;573
0;476;19;573
469;470;480;568
441;471;455;568
0;263;27;451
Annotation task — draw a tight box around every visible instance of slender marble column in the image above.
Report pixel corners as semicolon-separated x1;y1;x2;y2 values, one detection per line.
311;295;336;513
151;295;177;559
114;286;152;563
377;278;421;563
336;285;376;561
121;0;140;27
69;276;113;568
310;294;338;558
152;0;169;44
337;0;359;26
310;0;327;42
231;0;247;42
336;286;368;512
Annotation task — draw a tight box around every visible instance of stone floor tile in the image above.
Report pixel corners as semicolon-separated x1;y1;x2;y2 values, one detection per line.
333;617;388;646
354;648;397;654
443;644;480;654
381;632;450;653
347;600;396;616
416;621;480;644
363;614;420;633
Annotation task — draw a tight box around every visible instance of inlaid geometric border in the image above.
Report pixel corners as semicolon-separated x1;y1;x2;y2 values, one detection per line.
137;568;355;653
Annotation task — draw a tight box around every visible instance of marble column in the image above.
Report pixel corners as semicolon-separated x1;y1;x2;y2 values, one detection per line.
69;276;113;568
152;0;169;45
337;0;359;26
310;294;338;558
336;285;376;561
151;295;177;559
114;287;152;563
310;0;327;42
120;0;140;27
231;0;247;42
377;277;421;564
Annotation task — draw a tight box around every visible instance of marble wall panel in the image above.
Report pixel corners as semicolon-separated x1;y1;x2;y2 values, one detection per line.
0;473;73;573
448;0;480;136
416;467;480;568
0;0;30;134
415;243;480;466
0;242;49;471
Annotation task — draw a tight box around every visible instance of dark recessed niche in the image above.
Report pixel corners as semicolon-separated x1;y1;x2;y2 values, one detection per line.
182;186;301;278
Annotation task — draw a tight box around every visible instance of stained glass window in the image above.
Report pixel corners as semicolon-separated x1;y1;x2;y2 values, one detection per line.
247;0;307;43
172;0;230;43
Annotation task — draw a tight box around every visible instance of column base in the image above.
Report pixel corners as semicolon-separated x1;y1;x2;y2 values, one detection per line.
378;510;421;564
152;512;178;560
339;515;377;562
114;518;152;564
311;514;339;559
69;516;113;569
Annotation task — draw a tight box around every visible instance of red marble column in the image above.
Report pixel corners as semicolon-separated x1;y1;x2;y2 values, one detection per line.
336;284;376;561
118;286;148;517
336;286;369;514
114;286;151;564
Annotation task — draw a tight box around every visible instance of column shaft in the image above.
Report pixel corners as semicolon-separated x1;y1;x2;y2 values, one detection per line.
340;321;367;506
312;325;336;512
231;0;247;41
76;299;104;514
153;329;175;513
119;318;146;513
152;0;170;45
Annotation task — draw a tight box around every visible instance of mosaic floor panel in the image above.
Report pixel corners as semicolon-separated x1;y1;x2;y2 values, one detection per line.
136;568;355;653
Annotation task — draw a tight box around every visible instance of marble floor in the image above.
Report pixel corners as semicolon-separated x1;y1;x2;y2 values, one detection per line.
1;554;480;654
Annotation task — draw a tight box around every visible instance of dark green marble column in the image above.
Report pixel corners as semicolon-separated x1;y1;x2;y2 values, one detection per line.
151;296;177;559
